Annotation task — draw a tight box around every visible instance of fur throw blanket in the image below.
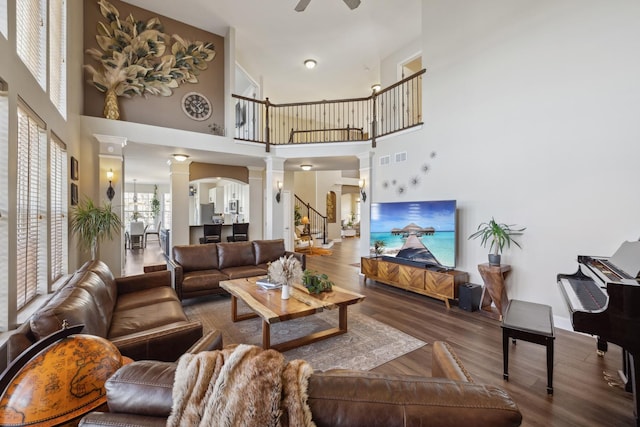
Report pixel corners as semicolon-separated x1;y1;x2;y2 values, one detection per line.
167;344;316;427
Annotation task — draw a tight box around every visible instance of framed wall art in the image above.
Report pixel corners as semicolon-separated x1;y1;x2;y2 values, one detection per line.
71;157;79;181
70;183;78;206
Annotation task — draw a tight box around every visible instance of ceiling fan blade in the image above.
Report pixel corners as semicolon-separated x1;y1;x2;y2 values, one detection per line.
343;0;361;10
295;0;312;12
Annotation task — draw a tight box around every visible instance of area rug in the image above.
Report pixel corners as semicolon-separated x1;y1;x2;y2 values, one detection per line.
295;247;333;256
184;296;426;371
306;247;333;256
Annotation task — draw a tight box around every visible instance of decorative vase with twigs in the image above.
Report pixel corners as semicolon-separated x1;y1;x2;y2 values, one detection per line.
268;255;303;300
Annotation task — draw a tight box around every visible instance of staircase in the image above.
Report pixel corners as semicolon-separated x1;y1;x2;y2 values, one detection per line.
295;196;328;246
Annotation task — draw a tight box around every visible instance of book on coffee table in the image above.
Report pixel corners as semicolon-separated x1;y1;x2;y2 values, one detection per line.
255;277;282;290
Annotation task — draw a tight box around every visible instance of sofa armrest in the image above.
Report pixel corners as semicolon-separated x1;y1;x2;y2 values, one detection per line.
103;361;176;417
285;251;306;270
308;370;522;427
432;341;474;382
109;321;203;362
186;330;223;353
115;270;172;295
166;258;184;299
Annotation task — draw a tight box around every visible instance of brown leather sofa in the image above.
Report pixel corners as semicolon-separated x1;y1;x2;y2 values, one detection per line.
79;341;522;427
6;260;222;364
169;239;306;300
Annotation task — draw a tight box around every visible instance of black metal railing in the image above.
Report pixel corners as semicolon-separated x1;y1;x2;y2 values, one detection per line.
232;69;424;150
295;195;327;245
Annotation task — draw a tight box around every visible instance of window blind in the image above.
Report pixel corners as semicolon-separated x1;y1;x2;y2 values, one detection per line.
0;0;7;38
50;134;67;282
0;87;8;331
49;0;66;118
16;106;47;309
16;0;47;89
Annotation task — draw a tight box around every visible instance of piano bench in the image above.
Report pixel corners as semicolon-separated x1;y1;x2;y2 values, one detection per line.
501;299;555;394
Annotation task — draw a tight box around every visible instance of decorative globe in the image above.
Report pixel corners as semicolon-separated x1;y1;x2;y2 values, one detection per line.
0;334;127;426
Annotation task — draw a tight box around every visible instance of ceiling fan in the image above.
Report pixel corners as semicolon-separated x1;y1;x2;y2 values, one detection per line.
295;0;361;12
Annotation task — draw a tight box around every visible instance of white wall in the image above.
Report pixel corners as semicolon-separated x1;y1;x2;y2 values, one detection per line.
373;0;640;327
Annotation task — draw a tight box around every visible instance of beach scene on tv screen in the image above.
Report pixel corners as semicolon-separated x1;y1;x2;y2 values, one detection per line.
370;200;457;268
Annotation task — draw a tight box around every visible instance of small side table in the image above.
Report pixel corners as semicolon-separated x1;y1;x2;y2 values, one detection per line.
478;263;511;320
502;299;555;394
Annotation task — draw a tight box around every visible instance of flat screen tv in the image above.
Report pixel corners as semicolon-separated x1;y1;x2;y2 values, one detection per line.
370;200;457;269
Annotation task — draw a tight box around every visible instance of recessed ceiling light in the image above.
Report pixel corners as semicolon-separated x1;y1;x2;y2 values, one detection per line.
173;154;189;162
301;164;312;171
304;59;317;69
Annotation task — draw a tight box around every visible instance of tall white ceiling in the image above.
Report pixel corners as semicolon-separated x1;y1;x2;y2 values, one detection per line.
118;0;422;184
123;0;422;102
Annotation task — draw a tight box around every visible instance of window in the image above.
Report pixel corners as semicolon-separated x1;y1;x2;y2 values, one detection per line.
16;0;47;89
0;0;7;38
124;191;153;226
49;0;67;118
16;104;47;309
50;134;67;282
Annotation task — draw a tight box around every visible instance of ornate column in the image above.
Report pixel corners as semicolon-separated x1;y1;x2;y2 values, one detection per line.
169;160;190;251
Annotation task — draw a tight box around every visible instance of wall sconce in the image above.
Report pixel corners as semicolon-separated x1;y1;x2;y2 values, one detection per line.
371;83;381;93
275;181;283;203
106;169;115;201
359;179;367;203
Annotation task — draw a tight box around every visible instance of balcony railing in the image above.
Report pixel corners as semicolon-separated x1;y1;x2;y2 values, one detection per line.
232;69;424;151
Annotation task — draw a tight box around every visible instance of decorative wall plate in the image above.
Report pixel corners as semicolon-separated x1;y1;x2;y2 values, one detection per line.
181;92;212;121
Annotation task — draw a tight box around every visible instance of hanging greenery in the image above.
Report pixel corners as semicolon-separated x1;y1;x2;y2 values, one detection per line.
151;185;161;219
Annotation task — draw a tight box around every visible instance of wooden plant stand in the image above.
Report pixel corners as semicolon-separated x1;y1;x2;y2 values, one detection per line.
478;263;511;320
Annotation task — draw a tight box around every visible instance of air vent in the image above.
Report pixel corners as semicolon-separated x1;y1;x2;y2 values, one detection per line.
395;152;407;163
379;155;390;166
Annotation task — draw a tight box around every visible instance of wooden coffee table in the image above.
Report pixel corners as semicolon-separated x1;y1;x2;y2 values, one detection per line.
220;277;365;352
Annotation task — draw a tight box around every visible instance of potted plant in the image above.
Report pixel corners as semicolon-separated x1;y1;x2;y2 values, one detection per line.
468;217;525;266
294;205;302;226
70;198;122;259
374;240;385;257
302;269;334;294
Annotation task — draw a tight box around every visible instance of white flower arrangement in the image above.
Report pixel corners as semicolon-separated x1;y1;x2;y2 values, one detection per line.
267;255;303;286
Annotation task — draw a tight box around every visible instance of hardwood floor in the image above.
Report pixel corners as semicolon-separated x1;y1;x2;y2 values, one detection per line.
125;238;635;426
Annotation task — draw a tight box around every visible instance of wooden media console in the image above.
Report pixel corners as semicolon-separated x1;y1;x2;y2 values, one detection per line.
361;256;469;308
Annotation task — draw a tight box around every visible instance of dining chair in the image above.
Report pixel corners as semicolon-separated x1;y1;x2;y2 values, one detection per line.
129;222;146;249
145;221;162;247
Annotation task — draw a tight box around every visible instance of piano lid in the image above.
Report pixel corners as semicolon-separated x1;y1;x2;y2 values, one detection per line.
609;241;640;279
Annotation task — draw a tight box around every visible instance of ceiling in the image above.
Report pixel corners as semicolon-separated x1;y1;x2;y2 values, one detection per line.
119;0;422;184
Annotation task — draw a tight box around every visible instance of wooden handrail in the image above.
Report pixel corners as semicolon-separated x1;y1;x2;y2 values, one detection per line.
231;69;424;149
